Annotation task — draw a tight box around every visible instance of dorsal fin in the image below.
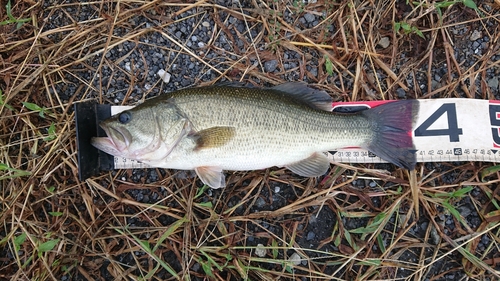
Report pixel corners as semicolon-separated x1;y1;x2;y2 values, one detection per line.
271;82;333;111
214;81;253;88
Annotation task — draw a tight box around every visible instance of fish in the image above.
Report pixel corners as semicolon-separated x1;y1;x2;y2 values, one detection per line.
91;82;418;188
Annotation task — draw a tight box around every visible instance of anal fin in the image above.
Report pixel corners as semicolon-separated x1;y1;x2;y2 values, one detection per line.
195;166;226;189
285;152;330;177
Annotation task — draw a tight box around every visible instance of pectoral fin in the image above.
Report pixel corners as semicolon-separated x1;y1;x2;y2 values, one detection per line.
192;126;236;150
286;152;330;177
195;166;226;189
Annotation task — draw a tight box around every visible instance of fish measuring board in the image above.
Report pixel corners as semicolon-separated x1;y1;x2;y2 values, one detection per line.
75;98;500;178
329;98;500;164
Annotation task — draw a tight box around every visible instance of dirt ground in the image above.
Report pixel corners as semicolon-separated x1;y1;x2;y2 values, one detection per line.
1;0;500;280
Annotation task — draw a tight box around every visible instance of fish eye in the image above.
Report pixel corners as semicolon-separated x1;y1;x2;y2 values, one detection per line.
118;111;132;124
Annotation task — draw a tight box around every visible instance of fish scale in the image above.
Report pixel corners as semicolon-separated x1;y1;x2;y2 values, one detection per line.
168;88;371;167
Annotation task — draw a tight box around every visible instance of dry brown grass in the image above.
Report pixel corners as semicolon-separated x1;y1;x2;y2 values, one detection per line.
1;0;500;280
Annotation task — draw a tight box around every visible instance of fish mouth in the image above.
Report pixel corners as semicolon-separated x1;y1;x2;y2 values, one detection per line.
91;123;132;155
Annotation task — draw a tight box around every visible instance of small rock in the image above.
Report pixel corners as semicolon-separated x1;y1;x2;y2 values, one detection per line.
304;13;316;23
459;206;471;217
488;77;498;90
255;244;266;257
396;88;406;98
264;60;278;72
481;235;490;245
431;80;439;90
398;214;406;228
289;252;301;266
274;186;280;193
191;263;200;271
309;214;317;224
202;21;210;27
306;231;315;241
470;30;482;41
378;37;390;49
256;197;266;208
157;69;171;83
420;221;428;231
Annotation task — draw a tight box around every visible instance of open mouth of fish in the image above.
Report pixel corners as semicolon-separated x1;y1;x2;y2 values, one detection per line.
91;124;132;156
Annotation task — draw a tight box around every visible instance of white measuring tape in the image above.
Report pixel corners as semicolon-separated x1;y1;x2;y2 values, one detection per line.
109;98;500;169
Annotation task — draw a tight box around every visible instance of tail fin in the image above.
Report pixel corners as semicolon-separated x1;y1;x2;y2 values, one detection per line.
362;100;418;170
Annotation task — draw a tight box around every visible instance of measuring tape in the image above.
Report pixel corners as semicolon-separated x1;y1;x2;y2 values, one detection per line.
329;98;500;164
75;98;500;179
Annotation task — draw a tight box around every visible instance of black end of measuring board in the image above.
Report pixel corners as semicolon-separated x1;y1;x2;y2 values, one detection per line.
75;101;114;181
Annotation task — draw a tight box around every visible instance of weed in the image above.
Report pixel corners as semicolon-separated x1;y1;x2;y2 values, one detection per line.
324;55;334;76
0;0;32;29
413;0;481;19
394;21;425;38
0;162;31;180
0;89;14;110
426;186;474;223
37;239;60;258
22;102;52;118
43;123;57;141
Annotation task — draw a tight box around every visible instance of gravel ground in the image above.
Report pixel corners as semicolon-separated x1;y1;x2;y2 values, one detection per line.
1;0;500;280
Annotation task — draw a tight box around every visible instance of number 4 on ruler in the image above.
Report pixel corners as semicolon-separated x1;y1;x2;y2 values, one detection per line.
414;103;463;142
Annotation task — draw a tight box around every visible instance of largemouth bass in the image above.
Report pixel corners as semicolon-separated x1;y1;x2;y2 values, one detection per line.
91;83;418;188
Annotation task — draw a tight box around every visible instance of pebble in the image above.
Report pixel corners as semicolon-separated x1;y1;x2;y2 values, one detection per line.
157;69;171;83
458;206;471;217
430;225;440;245
255;244;266;257
396;88;406;98
256;197;266;208
309;214;317;224
470;30;482;41
289;252;301;266
378;37;390;48
488;77;499;90
420;221;428;231
481;235;490;245
306;231;315;241
304;13;316;23
264;60;278;72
